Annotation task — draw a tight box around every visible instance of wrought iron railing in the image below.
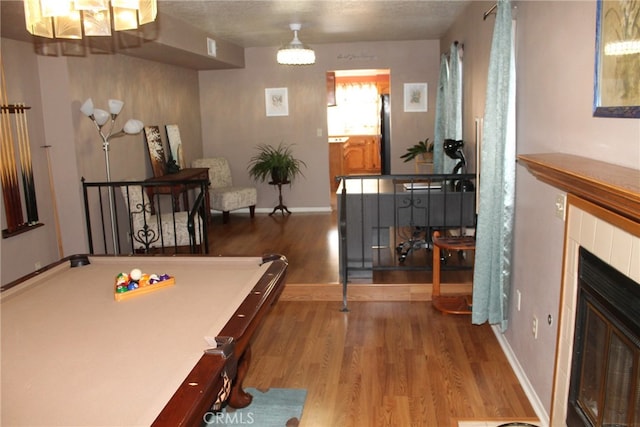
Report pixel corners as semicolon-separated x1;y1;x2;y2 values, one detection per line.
82;178;209;255
337;173;476;310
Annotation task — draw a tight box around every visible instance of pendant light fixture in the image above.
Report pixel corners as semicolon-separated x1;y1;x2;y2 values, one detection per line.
23;0;157;39
277;23;315;65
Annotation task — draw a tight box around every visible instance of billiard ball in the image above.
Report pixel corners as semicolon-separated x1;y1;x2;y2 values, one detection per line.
129;268;142;282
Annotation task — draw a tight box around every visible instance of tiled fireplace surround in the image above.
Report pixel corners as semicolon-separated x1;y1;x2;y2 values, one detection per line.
519;153;640;427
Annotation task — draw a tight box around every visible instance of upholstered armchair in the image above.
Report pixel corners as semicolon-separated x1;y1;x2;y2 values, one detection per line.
120;185;202;252
192;157;257;223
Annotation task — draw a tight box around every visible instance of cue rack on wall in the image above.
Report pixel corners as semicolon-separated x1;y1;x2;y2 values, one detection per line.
0;58;41;238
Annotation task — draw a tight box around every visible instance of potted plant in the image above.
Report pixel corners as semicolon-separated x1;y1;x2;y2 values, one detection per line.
248;142;307;184
400;137;434;163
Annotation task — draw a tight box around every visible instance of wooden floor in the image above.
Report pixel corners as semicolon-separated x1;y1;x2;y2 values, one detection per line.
207;212;538;426
207;211;340;284
207;211;473;288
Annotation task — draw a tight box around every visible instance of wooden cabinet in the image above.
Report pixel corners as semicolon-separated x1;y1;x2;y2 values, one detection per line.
329;135;381;192
343;136;380;174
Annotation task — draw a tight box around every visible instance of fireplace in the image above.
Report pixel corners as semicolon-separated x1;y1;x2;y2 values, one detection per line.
567;247;640;427
517;153;640;426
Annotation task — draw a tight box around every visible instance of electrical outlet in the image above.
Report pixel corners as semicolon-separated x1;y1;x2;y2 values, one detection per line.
532;315;539;339
34;261;42;270
555;193;566;220
516;289;521;311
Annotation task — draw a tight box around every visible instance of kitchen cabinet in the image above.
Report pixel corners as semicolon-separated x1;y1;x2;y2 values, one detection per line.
328;135;381;192
343;135;380;174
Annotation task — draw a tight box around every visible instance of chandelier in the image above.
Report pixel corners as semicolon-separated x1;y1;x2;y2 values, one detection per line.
277;23;315;65
23;0;157;39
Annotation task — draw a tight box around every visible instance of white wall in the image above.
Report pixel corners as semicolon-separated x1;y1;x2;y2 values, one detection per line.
0;38;203;285
198;40;441;210
0;39;61;284
443;0;639;420
509;0;638;418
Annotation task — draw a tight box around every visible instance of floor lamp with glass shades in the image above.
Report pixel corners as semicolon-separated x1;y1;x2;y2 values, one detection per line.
80;98;143;253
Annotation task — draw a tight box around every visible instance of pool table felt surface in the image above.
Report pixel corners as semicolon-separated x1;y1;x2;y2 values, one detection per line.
1;255;276;426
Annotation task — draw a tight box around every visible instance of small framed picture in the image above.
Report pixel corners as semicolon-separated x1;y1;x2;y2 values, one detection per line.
404;83;428;112
265;88;289;116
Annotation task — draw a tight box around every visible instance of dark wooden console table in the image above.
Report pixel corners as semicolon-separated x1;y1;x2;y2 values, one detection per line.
145;168;210;217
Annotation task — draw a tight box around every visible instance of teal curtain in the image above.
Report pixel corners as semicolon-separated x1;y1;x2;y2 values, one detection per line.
433;54;448;174
472;0;516;331
444;42;462;175
434;43;463;174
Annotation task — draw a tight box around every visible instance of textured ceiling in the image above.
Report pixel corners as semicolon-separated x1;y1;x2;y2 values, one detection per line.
159;0;471;48
0;1;473;69
0;1;472;47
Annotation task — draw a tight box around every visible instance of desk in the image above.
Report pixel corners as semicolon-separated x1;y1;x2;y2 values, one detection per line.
1;254;288;426
145;168;210;215
337;177;475;279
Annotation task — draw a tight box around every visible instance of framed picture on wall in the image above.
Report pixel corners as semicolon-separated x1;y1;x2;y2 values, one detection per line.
404;83;428;112
265;87;289;116
593;0;640;118
144;126;167;178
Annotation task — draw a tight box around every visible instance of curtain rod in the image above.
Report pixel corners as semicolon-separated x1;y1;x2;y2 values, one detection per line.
483;3;497;20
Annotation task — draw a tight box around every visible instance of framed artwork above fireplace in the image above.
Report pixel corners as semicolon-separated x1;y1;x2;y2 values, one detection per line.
593;0;640;118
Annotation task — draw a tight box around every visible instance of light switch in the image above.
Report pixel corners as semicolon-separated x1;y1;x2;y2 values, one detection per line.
555;193;566;221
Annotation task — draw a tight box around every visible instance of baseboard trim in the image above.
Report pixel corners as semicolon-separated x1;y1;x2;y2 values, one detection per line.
280;282;472;302
209;206;333;216
255;206;333;214
490;324;550;427
456;419;541;427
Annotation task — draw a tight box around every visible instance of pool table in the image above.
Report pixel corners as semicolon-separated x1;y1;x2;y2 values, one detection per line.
1;254;288;426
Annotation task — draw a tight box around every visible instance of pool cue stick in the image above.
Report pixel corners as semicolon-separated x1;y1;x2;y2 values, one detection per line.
16;103;38;224
1;64;22;229
43;144;63;257
0;61;24;231
15;105;30;219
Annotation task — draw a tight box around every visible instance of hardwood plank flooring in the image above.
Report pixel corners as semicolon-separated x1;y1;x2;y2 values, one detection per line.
207;212;537;426
207;212;340;284
207;212;472;287
245;301;537;426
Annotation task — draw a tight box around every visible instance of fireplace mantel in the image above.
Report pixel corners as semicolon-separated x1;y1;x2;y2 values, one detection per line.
518;153;640;222
519;153;640;426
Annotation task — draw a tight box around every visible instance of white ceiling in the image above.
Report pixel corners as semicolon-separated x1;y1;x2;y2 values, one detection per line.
158;0;472;48
0;1;474;69
1;1;472;47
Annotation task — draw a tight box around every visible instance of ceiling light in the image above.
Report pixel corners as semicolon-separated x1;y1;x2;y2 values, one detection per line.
23;0;157;39
277;23;315;65
604;40;640;56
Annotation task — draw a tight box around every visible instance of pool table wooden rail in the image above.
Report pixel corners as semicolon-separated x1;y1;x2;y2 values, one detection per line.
152;254;288;426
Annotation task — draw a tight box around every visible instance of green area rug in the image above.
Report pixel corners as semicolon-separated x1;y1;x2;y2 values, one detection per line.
203;388;307;427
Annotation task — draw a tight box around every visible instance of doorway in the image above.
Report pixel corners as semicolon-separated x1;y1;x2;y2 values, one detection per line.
326;69;390;194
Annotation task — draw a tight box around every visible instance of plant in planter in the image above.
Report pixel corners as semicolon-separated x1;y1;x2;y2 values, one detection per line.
400;137;434;163
248;142;307;184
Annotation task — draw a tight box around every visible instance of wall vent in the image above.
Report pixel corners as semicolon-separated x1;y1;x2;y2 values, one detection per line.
207;38;217;57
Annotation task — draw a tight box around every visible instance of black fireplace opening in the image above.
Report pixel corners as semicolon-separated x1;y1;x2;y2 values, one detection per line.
567;247;640;427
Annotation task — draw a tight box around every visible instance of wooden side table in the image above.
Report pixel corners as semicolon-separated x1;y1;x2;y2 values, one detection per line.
268;181;291;216
144;168;210;217
431;230;475;315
